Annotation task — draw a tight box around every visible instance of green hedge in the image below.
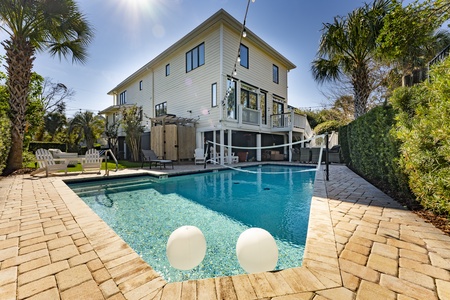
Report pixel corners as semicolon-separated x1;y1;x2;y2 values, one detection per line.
0;114;11;174
340;104;411;200
28;142;67;154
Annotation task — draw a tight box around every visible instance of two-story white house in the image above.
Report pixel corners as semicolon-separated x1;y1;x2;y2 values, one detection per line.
100;9;312;163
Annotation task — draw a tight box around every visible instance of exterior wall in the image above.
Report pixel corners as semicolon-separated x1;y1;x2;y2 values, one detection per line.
152;23;221;129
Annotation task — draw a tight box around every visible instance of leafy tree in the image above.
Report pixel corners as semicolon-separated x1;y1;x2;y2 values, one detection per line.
69;111;104;150
121;105;144;162
105;121;120;157
0;0;93;175
312;0;390;118
44;112;67;142
377;0;450;77
0;68;10;174
33;77;72;141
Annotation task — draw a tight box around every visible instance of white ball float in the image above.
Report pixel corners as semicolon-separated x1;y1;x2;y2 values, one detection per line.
166;226;206;270
236;228;278;273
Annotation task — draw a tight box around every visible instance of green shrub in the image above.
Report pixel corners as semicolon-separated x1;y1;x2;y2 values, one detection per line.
339;104;411;200
314;120;342;135
0;114;11;174
391;59;450;215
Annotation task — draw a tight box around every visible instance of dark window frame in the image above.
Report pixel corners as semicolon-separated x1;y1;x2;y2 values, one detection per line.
273;64;279;84
165;64;170;76
186;43;205;72
239;44;249;68
119;91;127;105
155;102;167;117
211;83;217;107
139;80;143;90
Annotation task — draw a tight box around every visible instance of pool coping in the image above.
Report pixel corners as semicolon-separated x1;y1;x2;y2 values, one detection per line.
53;163;340;298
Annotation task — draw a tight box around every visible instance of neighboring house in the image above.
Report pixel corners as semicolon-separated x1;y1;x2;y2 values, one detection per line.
100;9;312;162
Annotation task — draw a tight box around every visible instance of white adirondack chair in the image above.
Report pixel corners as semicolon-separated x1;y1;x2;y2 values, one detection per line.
31;148;69;177
82;149;103;174
194;148;206;165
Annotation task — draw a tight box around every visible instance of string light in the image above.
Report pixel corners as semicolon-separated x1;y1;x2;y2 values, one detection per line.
221;0;253;107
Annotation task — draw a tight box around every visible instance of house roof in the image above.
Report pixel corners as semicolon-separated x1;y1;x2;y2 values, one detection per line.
107;9;296;95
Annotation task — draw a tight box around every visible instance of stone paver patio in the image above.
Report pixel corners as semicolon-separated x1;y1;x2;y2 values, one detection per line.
0;163;449;299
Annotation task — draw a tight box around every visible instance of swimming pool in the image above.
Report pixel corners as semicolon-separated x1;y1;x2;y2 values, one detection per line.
67;165;315;282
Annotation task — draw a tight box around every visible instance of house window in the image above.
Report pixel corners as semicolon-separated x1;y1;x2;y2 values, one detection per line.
139;80;143;90
260;91;267;125
119;91;127;105
239;44;249;68
186;43;205;72
139;107;143;121
155;102;167;117
226;79;236;119
273;65;279;84
166;64;170;76
211;83;217;107
240;83;257;110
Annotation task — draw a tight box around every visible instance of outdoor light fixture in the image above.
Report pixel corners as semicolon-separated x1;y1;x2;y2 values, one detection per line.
242;29;247;38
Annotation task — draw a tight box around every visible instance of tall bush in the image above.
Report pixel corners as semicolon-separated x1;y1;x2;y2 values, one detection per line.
391;59;450;215
0;114;11;173
340;104;411;199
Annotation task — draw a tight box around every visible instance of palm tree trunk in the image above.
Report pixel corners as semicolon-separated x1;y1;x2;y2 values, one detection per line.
2;37;35;175
352;65;371;119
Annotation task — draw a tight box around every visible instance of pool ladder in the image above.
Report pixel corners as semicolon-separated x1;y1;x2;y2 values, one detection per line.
103;149;119;176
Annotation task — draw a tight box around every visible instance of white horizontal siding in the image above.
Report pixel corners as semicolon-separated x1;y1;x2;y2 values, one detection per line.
152;24;222;128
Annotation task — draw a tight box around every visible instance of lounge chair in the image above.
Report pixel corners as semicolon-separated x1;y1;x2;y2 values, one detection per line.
299;148;311;163
141;149;173;169
327;145;342;163
48;148;79;166
194;148;206;165
224;147;239;164
82;149;103;174
310;147;322;164
31;148;69;177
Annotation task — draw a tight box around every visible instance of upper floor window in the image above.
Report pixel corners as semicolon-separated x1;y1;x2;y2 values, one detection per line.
119;91;127;105
166;64;170;76
211;83;217;107
186;43;205;72
155;102;167;117
240;83;257;110
139;80;143;90
239;44;249;68
226;79;237;119
273;65;279;84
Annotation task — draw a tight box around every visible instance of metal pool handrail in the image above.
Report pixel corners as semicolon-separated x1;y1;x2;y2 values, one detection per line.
102;149;118;176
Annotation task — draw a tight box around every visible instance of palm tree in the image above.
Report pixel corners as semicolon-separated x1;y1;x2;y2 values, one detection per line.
0;0;93;174
69;111;104;150
311;0;389;119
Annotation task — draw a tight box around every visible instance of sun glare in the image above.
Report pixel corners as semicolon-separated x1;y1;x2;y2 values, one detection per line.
113;0;171;39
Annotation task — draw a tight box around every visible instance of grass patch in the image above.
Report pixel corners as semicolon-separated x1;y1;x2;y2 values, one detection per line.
26;160;143;172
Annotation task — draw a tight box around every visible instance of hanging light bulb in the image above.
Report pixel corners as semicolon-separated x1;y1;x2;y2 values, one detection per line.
233;69;237;76
242;29;247;38
237;56;241;62
252;0;256;2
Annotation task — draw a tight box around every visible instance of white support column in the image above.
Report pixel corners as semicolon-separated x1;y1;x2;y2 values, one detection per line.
256;134;261;162
288;131;293;162
196;131;203;149
212;130;217;163
227;129;232;164
220;129;225;165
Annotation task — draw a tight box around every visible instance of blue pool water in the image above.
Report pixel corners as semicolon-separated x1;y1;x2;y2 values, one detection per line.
67;165;315;282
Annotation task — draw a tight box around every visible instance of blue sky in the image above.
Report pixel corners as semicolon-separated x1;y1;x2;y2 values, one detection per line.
1;0;372;117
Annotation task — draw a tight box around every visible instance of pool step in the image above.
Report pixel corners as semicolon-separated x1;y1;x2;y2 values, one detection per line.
69;178;155;196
